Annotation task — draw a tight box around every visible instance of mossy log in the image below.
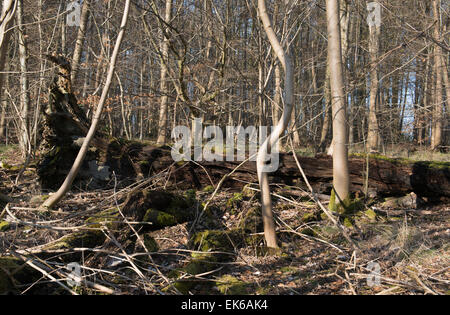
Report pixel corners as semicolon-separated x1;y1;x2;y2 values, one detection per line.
111;147;450;200
38;134;450;200
121;189;196;231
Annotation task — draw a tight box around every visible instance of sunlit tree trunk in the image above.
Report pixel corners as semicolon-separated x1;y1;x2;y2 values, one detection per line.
326;0;350;206
0;0;16;108
71;0;90;84
366;0;381;152
257;0;295;248
17;0;30;157
156;0;172;145
431;0;443;151
319;64;331;153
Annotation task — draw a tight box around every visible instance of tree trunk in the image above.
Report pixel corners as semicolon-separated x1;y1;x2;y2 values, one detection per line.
318;63;331;153
366;0;381;152
326;0;350;207
0;0;16;113
17;0;30;158
0;61;9;141
71;0;90;84
431;0;443;151
257;0;295;249
156;0;173;145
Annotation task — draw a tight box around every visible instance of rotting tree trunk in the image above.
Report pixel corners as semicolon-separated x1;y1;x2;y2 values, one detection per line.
41;0;131;210
127;148;450;200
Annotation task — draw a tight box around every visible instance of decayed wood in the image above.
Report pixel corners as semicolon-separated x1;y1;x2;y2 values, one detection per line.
130;146;449;199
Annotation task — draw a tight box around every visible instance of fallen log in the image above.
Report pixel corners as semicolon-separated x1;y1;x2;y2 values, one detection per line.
36;56;449;200
130;147;450;200
37;138;449;200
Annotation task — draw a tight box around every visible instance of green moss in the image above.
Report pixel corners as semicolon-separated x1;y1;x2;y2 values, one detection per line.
329;189;364;217
242;184;256;198
168;259;217;294
301;212;322;223
45;230;106;251
143;208;177;230
85;208;119;229
351;153;450;170
364;208;377;221
300;227;318;237
190;229;243;261
0;220;10;232
203;185;215;193
279;266;299;274
138;160;150;167
143;234;159;252
423;161;449;170
0;257;21;293
183;189;197;205
350;153;410;165
238;207;263;233
256;246;284;257
216;275;249;295
226;192;244;208
343;217;354;228
245;234;265;247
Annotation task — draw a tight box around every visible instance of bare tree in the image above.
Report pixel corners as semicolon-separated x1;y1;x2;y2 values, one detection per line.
257;0;295;248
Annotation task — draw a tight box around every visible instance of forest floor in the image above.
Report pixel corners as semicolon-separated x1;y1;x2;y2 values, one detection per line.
0;144;449;295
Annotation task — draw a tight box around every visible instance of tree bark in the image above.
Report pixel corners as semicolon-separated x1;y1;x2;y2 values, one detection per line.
16;0;30;158
366;0;381;152
326;0;350;207
156;0;173;145
431;0;443;151
257;0;295;248
71;0;90;84
0;0;16;113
